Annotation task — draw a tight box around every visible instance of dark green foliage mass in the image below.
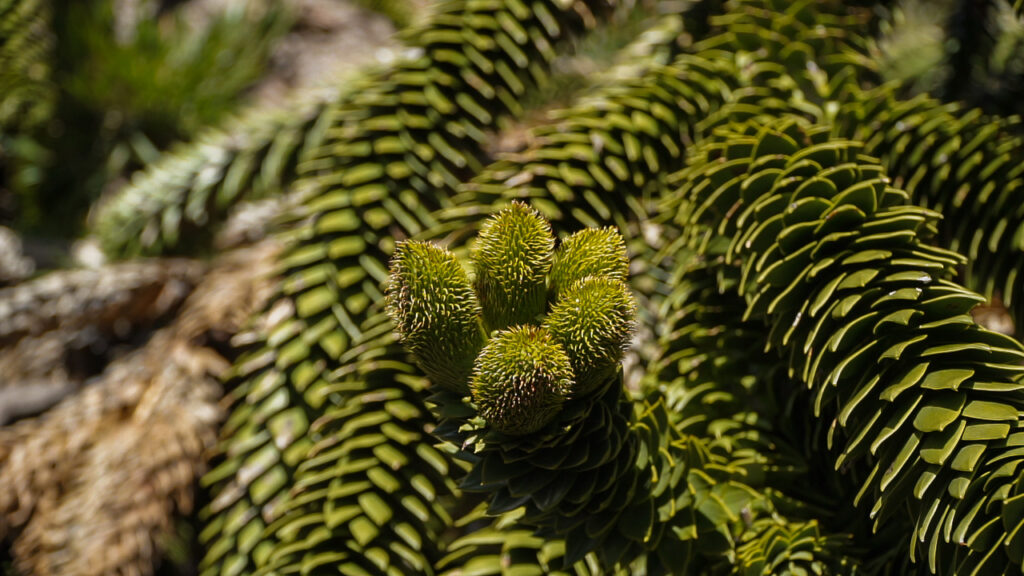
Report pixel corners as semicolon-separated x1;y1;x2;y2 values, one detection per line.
196;0;618;573
0;0;53;226
674;116;1024;573
192;0;1024;573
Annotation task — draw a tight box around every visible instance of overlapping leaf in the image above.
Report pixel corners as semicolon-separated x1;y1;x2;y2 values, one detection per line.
435;503;606;575
91;92;334;257
248;317;459;575
835;86;1024;334
677;117;1024;574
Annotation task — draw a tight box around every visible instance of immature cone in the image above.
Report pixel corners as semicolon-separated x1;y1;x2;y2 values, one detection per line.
386;241;485;392
545;276;636;395
473;202;555;331
470;326;574;435
549;227;629;301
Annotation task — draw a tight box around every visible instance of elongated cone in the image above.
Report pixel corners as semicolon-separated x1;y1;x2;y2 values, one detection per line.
386;241;485;392
549;227;630;301
470;325;574;435
545;277;636;395
473;202;555;331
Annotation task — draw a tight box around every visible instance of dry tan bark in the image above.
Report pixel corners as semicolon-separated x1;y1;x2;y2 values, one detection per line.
0;259;204;430
0;241;278;575
0;258;201;347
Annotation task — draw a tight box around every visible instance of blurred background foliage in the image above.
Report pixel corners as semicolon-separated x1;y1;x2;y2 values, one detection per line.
875;0;1024;115
0;0;682;254
6;0;1024;252
6;0;290;239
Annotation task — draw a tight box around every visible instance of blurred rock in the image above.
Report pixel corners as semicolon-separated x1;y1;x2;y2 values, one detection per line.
0;226;34;286
0;259;202;347
972;295;1017;336
247;0;403;106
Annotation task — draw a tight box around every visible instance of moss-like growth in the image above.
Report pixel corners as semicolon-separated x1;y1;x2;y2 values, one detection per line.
549;227;630;301
545;276;636;395
386;240;486;392
470;326;574;435
473;202;555;331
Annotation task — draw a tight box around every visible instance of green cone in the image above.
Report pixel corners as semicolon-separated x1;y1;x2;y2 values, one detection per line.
386;240;485;392
470;325;574;435
472;201;555;331
549;227;630;302
545;276;636;396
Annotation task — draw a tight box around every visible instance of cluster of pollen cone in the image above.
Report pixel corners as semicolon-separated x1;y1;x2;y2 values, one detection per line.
386;201;637;435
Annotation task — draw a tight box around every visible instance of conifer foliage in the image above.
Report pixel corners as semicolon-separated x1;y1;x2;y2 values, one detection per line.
7;0;1024;575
